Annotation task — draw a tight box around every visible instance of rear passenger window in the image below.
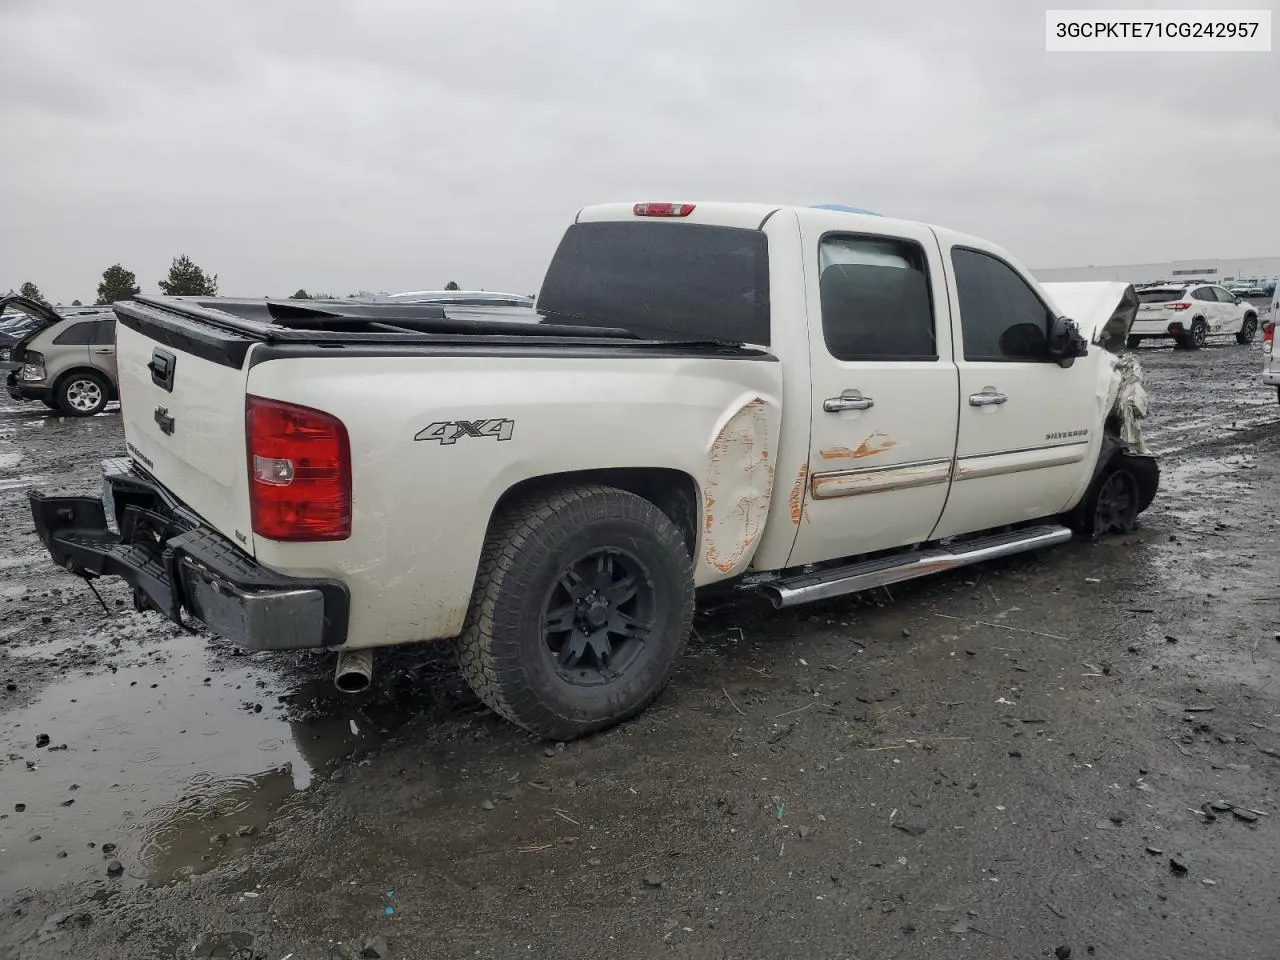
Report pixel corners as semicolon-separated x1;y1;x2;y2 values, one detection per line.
91;320;116;345
950;248;1055;362
52;322;101;346
818;236;936;361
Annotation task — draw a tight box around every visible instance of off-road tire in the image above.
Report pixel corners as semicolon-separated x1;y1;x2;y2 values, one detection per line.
457;484;694;741
1236;314;1258;345
55;370;110;417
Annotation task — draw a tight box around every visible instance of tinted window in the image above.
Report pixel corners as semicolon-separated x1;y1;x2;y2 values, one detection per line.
1190;288;1215;301
90;319;116;345
818;235;935;361
52;321;101;345
951;248;1055;362
536;221;770;345
1137;289;1184;303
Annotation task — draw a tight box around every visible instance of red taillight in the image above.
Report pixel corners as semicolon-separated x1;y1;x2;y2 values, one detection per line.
1263;320;1274;343
1163;302;1191;311
633;202;695;217
246;395;351;541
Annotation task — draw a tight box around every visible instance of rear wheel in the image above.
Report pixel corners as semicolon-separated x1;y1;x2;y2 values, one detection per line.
55;371;109;417
1236;314;1258;344
1187;317;1208;350
1126;335;1141;350
457;484;694;741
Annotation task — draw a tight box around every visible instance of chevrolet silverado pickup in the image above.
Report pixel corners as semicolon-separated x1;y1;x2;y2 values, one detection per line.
29;201;1158;740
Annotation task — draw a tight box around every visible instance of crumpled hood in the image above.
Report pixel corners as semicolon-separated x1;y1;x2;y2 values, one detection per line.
1040;281;1139;353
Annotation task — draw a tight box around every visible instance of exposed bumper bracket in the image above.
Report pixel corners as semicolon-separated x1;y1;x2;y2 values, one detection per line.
29;471;349;650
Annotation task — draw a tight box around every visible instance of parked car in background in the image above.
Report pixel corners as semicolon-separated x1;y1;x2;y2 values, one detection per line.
2;296;118;416
1126;282;1259;350
1264;286;1278;404
0;306;47;363
1231;280;1273;298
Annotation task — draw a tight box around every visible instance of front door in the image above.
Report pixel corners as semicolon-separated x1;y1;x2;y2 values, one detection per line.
930;238;1098;540
786;219;960;568
1210;285;1243;334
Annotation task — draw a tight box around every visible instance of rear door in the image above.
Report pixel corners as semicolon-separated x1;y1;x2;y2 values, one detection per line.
88;318;118;383
786;217;960;567
1190;286;1221;332
929;235;1097;541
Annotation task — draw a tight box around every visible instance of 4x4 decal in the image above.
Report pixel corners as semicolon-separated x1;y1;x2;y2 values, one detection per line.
415;418;515;445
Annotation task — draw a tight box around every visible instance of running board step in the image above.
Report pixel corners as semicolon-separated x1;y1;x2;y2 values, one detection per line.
760;524;1073;609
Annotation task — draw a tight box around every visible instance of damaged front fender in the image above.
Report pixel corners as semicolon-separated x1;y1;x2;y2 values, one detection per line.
1107;354;1151;456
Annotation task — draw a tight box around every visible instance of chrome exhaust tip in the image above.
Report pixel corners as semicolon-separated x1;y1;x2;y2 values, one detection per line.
334;649;373;693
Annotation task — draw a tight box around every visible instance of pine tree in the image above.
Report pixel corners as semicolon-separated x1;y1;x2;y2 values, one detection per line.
158;255;218;297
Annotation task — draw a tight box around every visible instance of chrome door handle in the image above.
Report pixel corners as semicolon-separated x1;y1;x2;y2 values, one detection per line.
824;395;874;412
969;392;1008;407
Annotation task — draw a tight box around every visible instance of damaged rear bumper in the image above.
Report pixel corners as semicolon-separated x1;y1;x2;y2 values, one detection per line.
29;459;349;650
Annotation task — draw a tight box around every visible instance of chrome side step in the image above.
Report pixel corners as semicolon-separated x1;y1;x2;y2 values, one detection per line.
759;524;1073;609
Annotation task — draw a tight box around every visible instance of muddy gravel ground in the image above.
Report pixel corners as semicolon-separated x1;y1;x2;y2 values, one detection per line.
2;327;1279;960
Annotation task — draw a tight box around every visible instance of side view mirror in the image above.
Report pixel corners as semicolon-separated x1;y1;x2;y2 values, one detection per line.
1046;316;1088;368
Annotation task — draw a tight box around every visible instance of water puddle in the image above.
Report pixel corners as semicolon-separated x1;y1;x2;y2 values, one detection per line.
0;632;431;898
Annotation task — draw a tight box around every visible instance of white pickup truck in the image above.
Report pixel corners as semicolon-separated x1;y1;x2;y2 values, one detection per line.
30;201;1158;740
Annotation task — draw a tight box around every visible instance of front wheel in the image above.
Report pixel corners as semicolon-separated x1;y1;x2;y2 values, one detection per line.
1126;335;1141;350
55;371;110;417
457;484;694;741
1236;315;1258;344
1066;452;1159;538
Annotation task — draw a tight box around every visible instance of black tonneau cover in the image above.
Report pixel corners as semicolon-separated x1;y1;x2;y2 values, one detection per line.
121;295;639;342
112;295;769;370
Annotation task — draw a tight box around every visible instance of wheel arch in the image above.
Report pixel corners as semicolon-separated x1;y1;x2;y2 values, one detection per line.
1091;419;1159;509
490;467;701;561
53;366;117;400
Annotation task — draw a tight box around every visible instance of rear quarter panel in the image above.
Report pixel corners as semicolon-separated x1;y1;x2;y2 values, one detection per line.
246;352;783;649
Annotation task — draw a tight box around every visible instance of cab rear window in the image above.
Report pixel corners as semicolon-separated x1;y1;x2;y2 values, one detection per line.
537;221;771;345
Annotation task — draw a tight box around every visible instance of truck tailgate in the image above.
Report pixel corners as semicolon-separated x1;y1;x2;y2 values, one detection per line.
115;316;255;551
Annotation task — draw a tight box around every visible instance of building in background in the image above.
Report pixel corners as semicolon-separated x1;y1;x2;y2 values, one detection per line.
1034;257;1280;286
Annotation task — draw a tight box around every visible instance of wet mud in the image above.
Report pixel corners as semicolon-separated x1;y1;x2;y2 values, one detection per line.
2;329;1279;959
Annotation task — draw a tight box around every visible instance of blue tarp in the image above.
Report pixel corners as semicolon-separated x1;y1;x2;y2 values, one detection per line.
812;204;881;216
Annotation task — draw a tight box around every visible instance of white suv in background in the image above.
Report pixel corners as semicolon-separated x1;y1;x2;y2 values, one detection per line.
1128;282;1259;350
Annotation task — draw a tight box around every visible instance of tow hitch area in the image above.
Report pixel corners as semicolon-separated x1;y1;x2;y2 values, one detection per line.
28;468;351;651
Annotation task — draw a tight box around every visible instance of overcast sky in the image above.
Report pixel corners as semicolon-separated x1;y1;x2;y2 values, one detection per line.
1;0;1276;303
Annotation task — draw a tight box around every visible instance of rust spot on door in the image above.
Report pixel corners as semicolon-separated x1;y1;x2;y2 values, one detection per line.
789;463;809;525
819;431;897;460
